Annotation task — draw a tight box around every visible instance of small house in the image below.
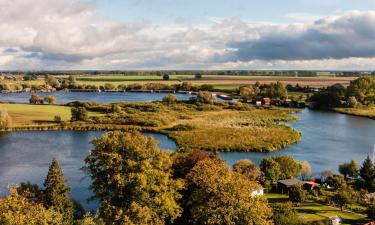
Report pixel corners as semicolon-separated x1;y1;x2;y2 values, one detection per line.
262;97;271;105
251;188;264;197
277;178;302;194
328;216;342;225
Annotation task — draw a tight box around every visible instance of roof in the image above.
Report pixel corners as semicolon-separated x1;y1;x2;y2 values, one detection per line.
277;178;302;187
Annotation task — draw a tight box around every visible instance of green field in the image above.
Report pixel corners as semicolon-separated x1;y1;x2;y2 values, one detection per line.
0;104;101;126
266;193;367;224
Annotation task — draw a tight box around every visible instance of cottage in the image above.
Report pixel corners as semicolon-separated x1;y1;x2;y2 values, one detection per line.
302;181;320;190
328;216;342;225
251;188;264;197
277;178;302;194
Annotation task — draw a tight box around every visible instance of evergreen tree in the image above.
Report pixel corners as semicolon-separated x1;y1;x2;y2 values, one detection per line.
360;156;375;190
44;158;73;225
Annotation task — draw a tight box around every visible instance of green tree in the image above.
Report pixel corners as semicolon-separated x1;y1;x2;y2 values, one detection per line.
289;184;305;203
71;107;88;121
267;82;288;99
367;205;375;220
45;75;60;88
260;158;281;183
163;74;170;80
272;202;306;225
68;75;77;84
0;188;64;225
44;95;56;104
347;76;375;105
0;107;12;129
233;159;261;181
360;155;375;190
272;156;302;180
195;73;202;79
239;86;259;102
339;159;358;180
186;158;273;225
85;131;183;225
43;158;74;224
332;183;354;211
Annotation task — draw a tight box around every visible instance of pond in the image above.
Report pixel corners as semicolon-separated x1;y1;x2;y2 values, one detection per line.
0;109;374;211
0;91;193;104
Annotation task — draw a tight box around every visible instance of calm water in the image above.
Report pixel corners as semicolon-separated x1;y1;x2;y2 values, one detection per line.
0;91;192;103
0;109;374;211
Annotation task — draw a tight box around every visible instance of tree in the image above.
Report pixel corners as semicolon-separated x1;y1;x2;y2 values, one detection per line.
239;86;259;102
339;159;358;180
196;91;216;104
260;158;281;183
186;158;273;225
44;95;56;104
360;155;375;190
29;93;42;104
272;202;306;225
68;75;77;84
347;76;375;105
44;158;74;224
162;94;177;104
195;73;202;79
289;184;305;203
45;75;60;88
267;82;288;99
233;159;261;181
367;205;375;220
71;107;88;121
0;188;64;225
163;74;170;80
272;156;302;180
85;131;183;225
0;107;12;129
332;183;354;211
300;161;312;180
347;96;358;108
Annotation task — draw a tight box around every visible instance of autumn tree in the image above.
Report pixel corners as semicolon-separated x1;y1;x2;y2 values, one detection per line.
196;91;216;104
29;93;42;104
71;107;88;121
162;94;177;104
0;107;12;129
186;158;273;225
239;86;259;102
0;188;64;225
85;131;183;225
233;159;261;181
300;161;312;180
44;158;74;225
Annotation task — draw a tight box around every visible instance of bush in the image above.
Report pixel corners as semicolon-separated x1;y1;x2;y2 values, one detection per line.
163;74;170;80
44;96;56;104
0;107;12;129
195;73;202;79
162;94;177;104
347;96;358;108
196;91;216;104
289;184;305;203
53;115;62;123
71;107;88;121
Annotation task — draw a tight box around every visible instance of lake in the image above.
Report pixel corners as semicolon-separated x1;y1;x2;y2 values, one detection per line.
0;91;193;104
0;109;374;211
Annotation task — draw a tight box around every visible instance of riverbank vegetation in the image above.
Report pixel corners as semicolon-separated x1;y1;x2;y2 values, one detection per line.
0;98;300;152
310;76;375;118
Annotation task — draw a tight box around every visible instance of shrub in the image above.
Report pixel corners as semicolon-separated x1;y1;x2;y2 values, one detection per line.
44;96;56;104
196;91;216;104
289;184;306;203
29;93;42;104
53;115;62;123
71;107;88;121
0;107;12;129
163;74;170;80
367;205;375;219
162;94;177;104
195;73;202;79
347;96;358;108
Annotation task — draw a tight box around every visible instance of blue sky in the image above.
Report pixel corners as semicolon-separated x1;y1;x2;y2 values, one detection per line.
94;0;375;24
0;0;375;70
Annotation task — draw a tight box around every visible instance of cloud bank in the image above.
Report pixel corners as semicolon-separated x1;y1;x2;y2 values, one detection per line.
0;0;374;70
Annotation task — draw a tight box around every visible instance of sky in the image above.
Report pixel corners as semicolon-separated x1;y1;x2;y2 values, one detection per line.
0;0;375;70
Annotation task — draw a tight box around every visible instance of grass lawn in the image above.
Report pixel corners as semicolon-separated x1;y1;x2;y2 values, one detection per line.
0;104;101;126
333;106;375;119
265;193;368;225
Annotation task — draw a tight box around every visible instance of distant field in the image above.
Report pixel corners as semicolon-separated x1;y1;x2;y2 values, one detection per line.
0;104;101;126
74;75;357;88
266;193;367;225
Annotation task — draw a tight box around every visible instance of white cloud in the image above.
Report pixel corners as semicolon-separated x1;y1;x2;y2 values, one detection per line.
0;0;374;70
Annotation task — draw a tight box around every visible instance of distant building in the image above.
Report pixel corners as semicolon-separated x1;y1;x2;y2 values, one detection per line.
277;178;302;194
251;188;264;197
328;216;342;225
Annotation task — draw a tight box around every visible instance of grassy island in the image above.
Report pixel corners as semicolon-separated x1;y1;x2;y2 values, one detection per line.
0;101;301;152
